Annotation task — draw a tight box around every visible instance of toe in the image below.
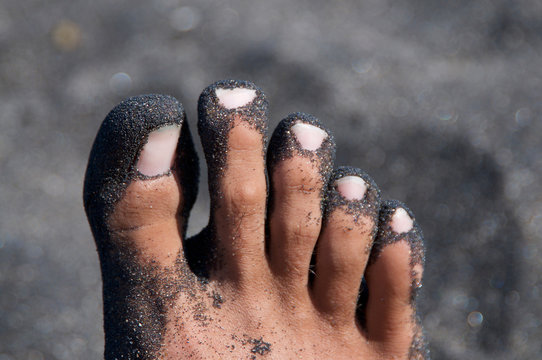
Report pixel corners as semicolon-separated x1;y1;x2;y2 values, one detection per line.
197;80;269;282
84;94;198;264
266;113;335;293
365;200;426;358
313;167;380;326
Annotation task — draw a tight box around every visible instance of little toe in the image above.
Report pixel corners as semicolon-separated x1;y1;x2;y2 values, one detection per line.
266;113;335;292
365;200;427;358
84;94;198;264
197;80;269;282
313;167;381;326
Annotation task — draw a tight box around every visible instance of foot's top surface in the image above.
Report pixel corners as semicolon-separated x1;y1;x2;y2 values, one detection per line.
84;80;427;359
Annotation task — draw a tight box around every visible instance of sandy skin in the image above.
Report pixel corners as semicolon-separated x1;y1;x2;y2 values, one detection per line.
83;80;428;359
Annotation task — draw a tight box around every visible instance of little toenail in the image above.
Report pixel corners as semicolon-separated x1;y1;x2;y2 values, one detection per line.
137;125;180;176
291;122;328;151
215;87;257;109
335;176;367;200
390;207;414;233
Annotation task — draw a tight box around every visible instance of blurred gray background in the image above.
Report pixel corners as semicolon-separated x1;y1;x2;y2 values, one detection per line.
1;0;541;359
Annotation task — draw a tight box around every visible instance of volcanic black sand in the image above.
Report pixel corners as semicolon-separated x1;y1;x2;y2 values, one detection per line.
82;79;428;358
1;1;541;359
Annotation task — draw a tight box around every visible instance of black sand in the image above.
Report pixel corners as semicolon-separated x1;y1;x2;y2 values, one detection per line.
370;199;428;359
1;1;540;359
267;112;336;214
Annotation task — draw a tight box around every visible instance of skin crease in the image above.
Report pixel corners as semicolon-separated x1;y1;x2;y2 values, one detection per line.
84;80;427;359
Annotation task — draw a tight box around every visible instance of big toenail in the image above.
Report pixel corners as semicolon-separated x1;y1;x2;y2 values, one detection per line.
390;208;414;233
137;125;180;176
335;176;367;200
215;87;257;109
291;122;328;151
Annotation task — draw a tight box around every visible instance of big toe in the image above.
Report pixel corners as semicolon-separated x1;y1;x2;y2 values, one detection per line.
84;94;199;264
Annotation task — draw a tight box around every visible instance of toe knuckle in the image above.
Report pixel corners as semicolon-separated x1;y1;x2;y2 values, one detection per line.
287;183;320;196
228;179;266;206
291;222;321;241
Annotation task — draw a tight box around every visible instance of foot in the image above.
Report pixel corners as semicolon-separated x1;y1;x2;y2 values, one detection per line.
84;80;428;359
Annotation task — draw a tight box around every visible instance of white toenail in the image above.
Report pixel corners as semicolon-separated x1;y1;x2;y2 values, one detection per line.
215;87;257;109
335;176;367;200
291;123;328;151
137;125;180;176
390;208;414;234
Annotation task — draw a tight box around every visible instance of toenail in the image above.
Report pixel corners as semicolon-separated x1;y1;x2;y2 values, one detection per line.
390;207;414;233
215;87;257;109
335;176;367;200
137;125;180;176
291;122;328;151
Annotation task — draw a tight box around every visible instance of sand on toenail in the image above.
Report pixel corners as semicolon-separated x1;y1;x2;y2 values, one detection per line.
291;122;328;151
267;113;336;208
390;207;414;234
137;125;180;176
84;94;199;236
323;167;381;226
369;200;425;297
198;80;268;198
335;176;368;201
371;200;424;267
215;88;257;109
